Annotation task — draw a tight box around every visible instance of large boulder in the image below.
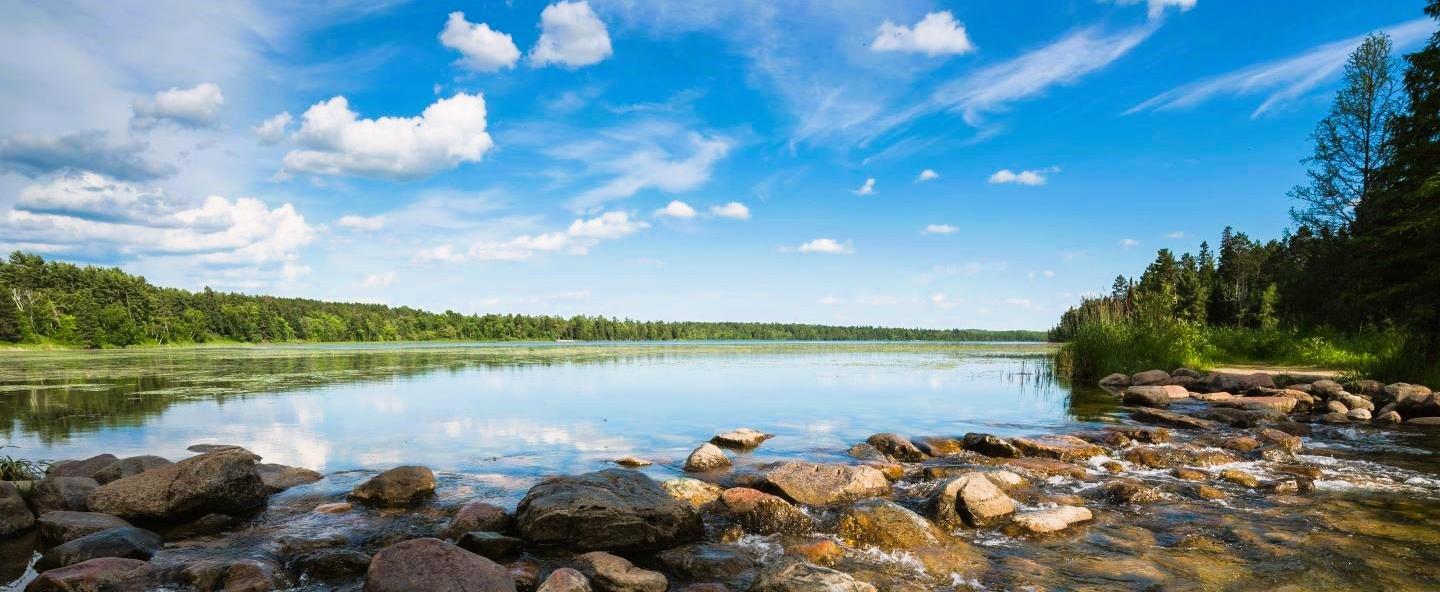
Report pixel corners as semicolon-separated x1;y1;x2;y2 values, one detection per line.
456;531;522;561
1010;435;1105;462
288;549;372;582
749;559;876;592
37;511;133;547
1393;384;1439;418
836;499;943;550
92;456;171;485
710;428;773;449
24;557;156;592
87;449;267;521
444;501;514;540
515;469;702;551
1130;370;1170;386
1193;372;1274;394
36;527;162;571
47;455;119;480
577;551;667;592
1210;396;1297;413
1;481;36;536
350;466;436;506
865;433;926;462
657;543;758;590
661;478;724;509
716;487;812;535
1130;408;1219;430
1098;373;1130;388
27;477;99;515
927;473;1015;528
363;537;515;592
170;557;290;591
764;462;889;506
961;433;1020;458
1122;386;1172;408
256;463;323;493
683;444;731;473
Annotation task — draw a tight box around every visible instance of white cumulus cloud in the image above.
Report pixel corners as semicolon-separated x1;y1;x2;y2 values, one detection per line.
423;211;649;263
709;202;750;220
654;200;697;218
529;1;613;69
870;11;976;56
132;83;225;129
360;271;397;289
924;224;957;235
989;167;1057;186
1107;0;1197;20
254;112;292;145
281;93;493;179
440;12;521;72
916;169;940;182
853;178;876;195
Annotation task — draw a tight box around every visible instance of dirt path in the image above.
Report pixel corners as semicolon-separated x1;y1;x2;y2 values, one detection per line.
1210;365;1344;378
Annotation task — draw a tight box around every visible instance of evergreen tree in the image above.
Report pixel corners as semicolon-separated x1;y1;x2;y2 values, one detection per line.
0;288;22;342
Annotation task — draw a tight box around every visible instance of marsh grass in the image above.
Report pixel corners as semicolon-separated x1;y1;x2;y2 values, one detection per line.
0;445;48;481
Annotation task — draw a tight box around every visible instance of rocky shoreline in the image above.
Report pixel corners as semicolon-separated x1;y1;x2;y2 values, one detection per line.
2;371;1438;591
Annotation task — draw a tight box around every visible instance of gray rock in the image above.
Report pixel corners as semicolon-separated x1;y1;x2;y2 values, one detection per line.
87;449;267;521
1098;372;1130;387
37;511;133;547
47;454;119;480
683;443;731;473
444;501;514;540
1123;385;1172;408
516;469;702;551
289;548;372;582
350;466;436;506
764;462;890;506
363;537;515;592
92;456;171;485
927;472;1015;528
710;428;774;449
0;481;34;536
37;527;162;571
256;463;323;493
577;551;667;592
1130;370;1170;386
172;557;290;592
456;531;522;561
749;559;877;592
962;433;1020;457
27;477;98;515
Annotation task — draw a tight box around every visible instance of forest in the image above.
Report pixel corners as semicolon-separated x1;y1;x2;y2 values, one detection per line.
1054;3;1440;385
0;252;1044;347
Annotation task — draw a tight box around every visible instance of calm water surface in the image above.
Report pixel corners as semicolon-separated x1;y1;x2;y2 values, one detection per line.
4;342;1440;591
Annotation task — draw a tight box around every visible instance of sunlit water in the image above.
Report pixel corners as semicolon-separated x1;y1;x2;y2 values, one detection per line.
3;342;1439;591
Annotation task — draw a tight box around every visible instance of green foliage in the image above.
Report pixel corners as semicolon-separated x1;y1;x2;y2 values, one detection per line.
0;445;48;481
0;252;1045;348
1056;315;1206;380
0;289;21;343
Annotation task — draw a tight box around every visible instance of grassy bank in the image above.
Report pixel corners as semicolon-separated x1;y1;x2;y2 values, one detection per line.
1054;319;1437;385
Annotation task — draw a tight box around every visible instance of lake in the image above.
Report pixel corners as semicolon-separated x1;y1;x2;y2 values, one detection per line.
4;342;1440;590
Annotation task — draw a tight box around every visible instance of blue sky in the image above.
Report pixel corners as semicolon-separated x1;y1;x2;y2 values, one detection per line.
0;0;1432;330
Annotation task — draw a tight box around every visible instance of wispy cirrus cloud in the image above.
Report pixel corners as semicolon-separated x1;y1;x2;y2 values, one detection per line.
1127;18;1435;118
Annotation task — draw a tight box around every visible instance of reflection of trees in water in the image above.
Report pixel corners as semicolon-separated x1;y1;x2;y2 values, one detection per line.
2;343;1050;443
998;355;1118;422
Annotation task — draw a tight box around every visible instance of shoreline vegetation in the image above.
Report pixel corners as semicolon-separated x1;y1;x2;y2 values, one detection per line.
0;252;1045;351
1052;17;1440;387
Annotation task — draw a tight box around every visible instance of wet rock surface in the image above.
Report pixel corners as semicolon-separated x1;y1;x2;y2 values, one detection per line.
516;469;703;551
764;462;889;506
349;465;436;506
87;449;268;521
364;537;515;592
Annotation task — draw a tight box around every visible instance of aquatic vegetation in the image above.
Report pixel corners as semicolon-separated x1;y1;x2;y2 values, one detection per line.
0;445;46;480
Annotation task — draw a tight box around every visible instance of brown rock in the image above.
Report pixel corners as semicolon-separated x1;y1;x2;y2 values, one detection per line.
256;463;322;493
1130;370;1171;386
749;559;876;592
786;539;842;566
91;456;171;485
927;473;1015;528
47;455;119;480
577;551;667;592
536;568;591;592
837;499;943;550
24;557;155;592
1221;436;1262;453
516;469;702;551
1130;408;1219;430
717;487;811;535
1000;457;1089;479
612;456;652;468
86;449;267;521
350;466;436;506
710;428;773;449
363;538;515;592
865;433;926;462
961;433;1020;457
1170;468;1209;481
1006;505;1092;535
764;462;889;506
1256;428;1302;454
661;478;723;509
1219;469;1260;488
912;436;964;457
36;511;132;547
683;443;731;473
1010;435;1105;462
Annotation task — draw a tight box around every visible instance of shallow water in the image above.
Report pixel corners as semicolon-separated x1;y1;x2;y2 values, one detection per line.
3;342;1439;591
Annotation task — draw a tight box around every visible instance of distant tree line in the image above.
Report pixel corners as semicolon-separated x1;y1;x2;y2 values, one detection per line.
1054;3;1440;379
0;252;1044;347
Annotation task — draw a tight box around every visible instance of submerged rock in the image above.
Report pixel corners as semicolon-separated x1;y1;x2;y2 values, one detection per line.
363;537;515;592
1099;373;1131;387
87;449;267;521
865;433;926;462
25;557;155;592
764;462;890;506
1010;435;1105;462
172;557;290;591
683;443;732;473
36;527;163;571
350;466;436;506
256;463;323;493
1087;479;1162;504
1130;407;1219;430
927;472;1015;528
613;456;652;468
1000;457;1089;479
1219;469;1261;489
577;551;668;592
1007;505;1093;535
912;436;964;456
710;428;774;449
961;433;1020;458
662;478;723;509
289;548;372;582
750;559;876;592
657;543;758;590
515;469;703;551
